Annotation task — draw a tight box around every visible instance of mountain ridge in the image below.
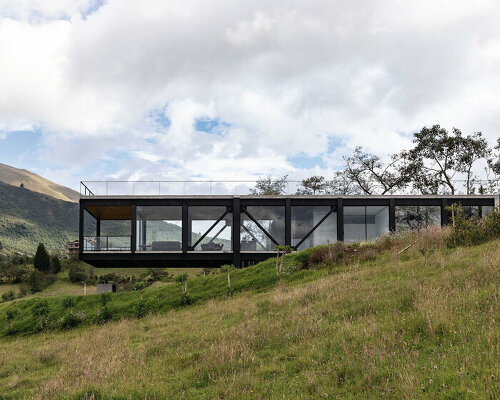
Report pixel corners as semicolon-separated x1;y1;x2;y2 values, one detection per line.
0;163;79;203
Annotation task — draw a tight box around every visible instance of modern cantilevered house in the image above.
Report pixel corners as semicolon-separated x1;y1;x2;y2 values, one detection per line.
79;181;499;268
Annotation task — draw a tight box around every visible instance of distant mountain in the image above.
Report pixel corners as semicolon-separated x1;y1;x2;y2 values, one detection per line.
0;163;79;202
0;181;78;254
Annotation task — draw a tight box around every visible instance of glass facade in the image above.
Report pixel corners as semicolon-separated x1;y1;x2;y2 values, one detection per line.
482;205;494;217
291;206;337;250
344;206;389;243
136;206;182;251
395;205;441;232
189;206;232;251
81;198;496;259
241;206;285;251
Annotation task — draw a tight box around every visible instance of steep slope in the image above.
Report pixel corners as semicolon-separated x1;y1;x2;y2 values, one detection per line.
0;181;78;254
0;163;79;203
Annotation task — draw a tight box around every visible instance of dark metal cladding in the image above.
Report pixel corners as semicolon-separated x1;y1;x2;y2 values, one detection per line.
79;194;498;268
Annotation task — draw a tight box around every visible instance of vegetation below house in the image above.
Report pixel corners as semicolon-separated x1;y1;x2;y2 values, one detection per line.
0;228;498;398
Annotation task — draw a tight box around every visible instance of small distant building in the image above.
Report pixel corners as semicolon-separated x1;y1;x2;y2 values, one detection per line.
97;283;116;294
66;240;79;258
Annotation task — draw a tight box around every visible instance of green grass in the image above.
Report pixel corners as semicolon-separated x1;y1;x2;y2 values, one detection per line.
0;237;498;399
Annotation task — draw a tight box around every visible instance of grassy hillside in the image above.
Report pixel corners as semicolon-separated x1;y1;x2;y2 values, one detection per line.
0;163;79;203
0;181;79;254
0;233;498;399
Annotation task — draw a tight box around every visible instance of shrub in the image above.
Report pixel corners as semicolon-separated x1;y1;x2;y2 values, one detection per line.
61;310;85;330
5;309;16;335
69;263;93;283
50;255;62;274
446;205;500;247
33;243;50;272
62;296;76;309
1;290;15;302
97;293;112;323
134;300;147;318
28;270;56;293
32;299;50;332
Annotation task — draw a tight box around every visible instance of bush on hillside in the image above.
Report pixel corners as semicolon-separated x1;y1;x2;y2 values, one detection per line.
1;290;15;302
447;205;500;247
68;263;94;283
33;243;50;272
28;270;56;293
50;255;62;274
31;299;50;332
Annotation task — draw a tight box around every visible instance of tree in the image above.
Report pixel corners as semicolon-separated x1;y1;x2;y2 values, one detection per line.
175;273;189;304
343;147;410;195
455;131;490;194
274;245;292;282
0;240;3;251
98;293;112;323
249;175;288;195
33;243;50;272
134;281;147;301
399;125;490;194
220;264;234;295
483;138;500;193
50;255;61;274
328;170;365;195
296;176;329;195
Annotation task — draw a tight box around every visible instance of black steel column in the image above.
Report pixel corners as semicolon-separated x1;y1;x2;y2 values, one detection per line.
441;198;448;226
389;199;396;232
79;203;84;259
131;205;136;254
285;198;291;247
337;198;344;242
182;204;188;253
96;218;101;237
232;197;240;268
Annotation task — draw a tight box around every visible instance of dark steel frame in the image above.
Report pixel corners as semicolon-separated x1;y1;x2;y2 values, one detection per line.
79;195;498;268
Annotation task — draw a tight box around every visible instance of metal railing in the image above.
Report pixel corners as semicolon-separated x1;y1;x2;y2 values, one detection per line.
81;180;304;196
83;236;132;252
80;180;498;197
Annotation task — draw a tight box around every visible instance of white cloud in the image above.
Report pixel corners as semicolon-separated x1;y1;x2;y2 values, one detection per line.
0;0;499;189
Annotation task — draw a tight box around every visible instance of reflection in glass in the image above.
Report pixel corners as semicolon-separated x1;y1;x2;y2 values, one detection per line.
189;206;232;251
292;206;337;250
482;205;494;217
344;206;389;243
461;205;480;218
136;206;182;251
241;206;285;251
395;206;441;232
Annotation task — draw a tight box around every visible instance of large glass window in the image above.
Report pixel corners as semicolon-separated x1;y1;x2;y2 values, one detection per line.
461;205;480;218
189;206;232;251
241;206;285;251
395;205;441;232
136;206;182;251
482;205;494;217
344;206;389;243
292;206;337;250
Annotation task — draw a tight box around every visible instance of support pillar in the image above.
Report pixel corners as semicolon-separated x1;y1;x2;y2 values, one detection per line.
131;205;136;254
285;198;291;247
79;203;84;259
182;204;188;253
232;198;241;268
389;199;396;232
337;198;344;242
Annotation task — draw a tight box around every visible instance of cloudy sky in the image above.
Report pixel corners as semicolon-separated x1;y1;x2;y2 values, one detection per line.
0;0;499;190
